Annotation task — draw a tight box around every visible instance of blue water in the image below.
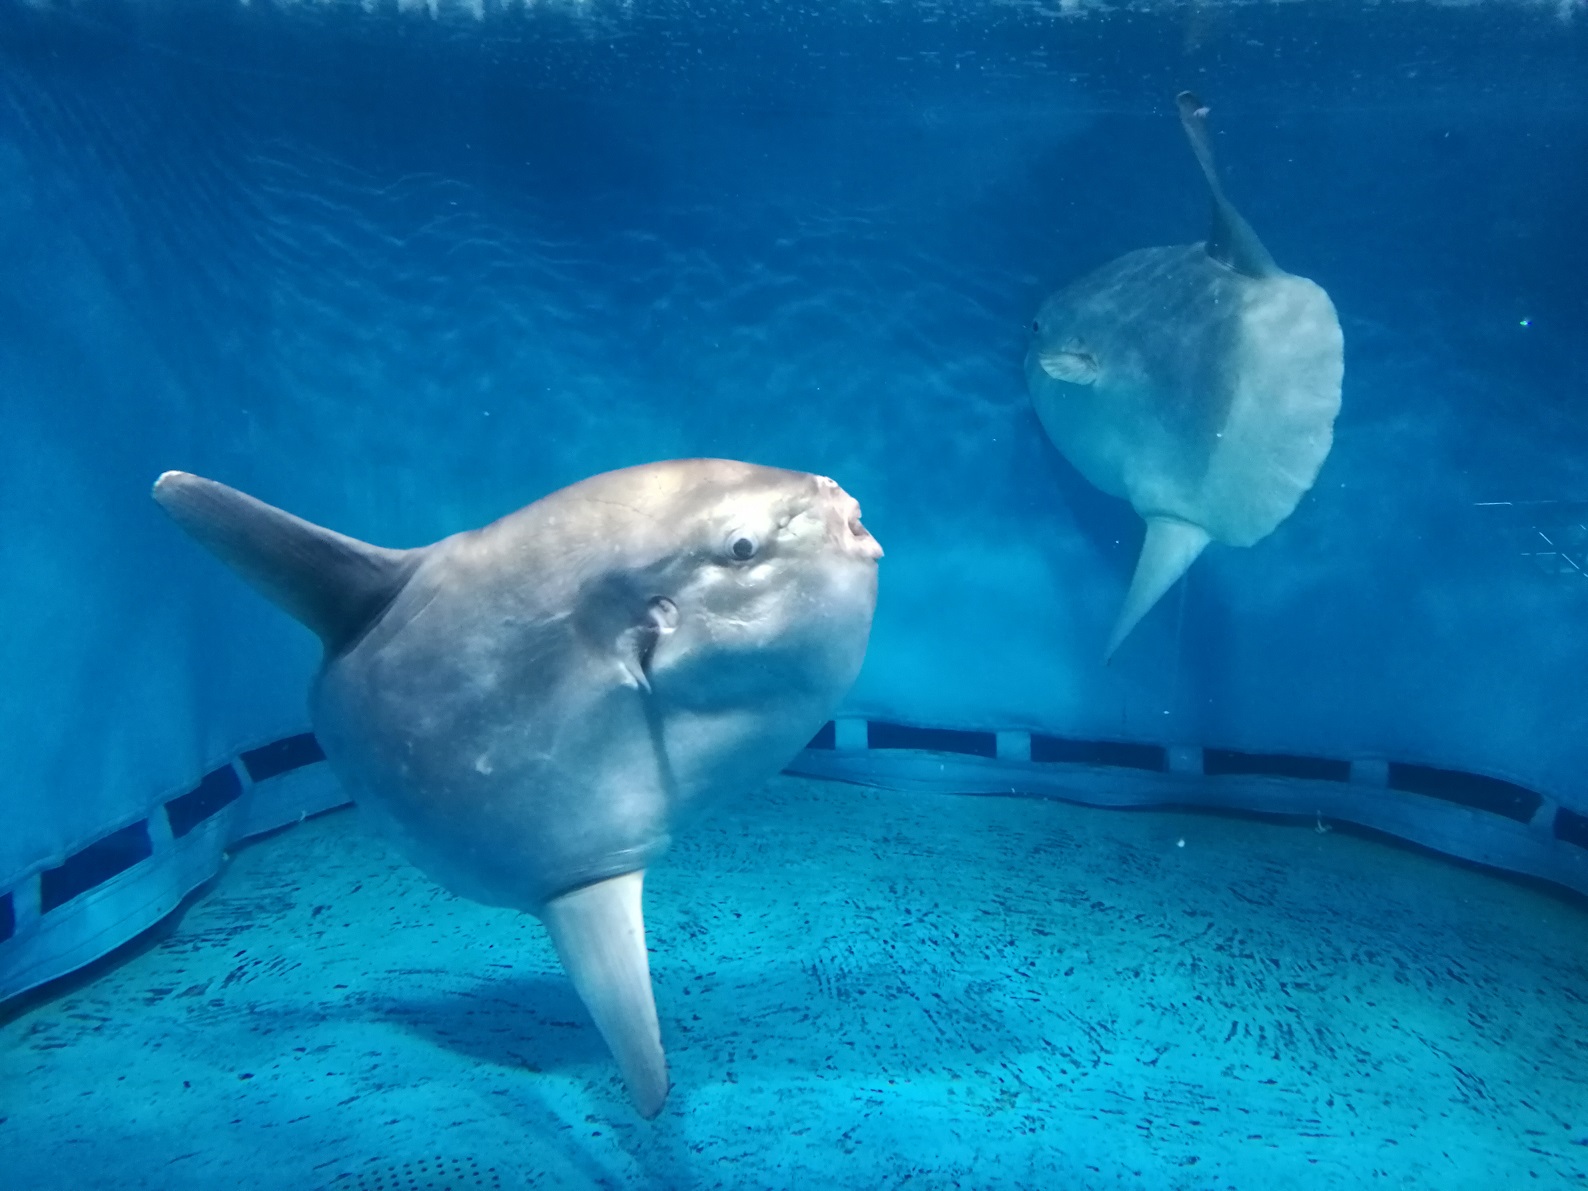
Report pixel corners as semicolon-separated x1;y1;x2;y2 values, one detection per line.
2;0;1587;1185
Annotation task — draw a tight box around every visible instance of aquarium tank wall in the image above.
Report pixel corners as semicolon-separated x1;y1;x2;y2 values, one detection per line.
2;0;1586;1187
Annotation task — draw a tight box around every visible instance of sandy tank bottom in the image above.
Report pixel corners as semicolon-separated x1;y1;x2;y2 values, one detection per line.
3;773;1586;1190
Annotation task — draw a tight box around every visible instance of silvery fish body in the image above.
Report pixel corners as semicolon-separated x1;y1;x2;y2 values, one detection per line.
1027;93;1344;658
154;457;882;1118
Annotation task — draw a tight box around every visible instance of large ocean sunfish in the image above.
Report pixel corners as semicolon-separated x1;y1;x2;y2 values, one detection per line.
1026;92;1344;659
153;459;882;1117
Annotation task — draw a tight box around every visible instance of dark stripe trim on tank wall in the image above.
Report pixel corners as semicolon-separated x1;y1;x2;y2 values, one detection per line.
866;721;999;759
1031;733;1166;771
794;719;1586;857
1204;748;1352;783
1385;762;1542;824
4;719;1588;942
240;733;325;783
38;821;155;914
1555;807;1588;851
3;738;337;928
164;765;244;839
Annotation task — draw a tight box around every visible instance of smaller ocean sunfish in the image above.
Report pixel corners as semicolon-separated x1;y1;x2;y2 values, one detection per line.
153;459;883;1118
1026;91;1344;659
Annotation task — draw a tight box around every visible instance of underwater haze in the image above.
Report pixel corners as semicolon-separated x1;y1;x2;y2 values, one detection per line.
2;0;1588;1187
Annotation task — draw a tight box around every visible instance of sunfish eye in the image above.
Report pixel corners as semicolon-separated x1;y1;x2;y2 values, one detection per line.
1031;320;1040;333
729;533;758;561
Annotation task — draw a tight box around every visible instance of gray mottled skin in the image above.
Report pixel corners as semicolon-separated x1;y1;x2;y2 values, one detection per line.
153;458;881;1115
1025;91;1343;656
1026;243;1341;548
311;459;881;910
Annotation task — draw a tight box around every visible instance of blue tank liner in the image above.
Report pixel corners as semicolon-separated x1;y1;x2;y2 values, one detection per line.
0;751;349;1005
4;772;1585;1189
6;718;1587;1008
791;724;1588;899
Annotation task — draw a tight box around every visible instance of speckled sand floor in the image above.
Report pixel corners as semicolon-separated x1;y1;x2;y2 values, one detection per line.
3;775;1587;1190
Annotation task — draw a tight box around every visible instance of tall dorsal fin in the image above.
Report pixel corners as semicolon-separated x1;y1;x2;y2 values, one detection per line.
153;471;421;654
1175;91;1279;280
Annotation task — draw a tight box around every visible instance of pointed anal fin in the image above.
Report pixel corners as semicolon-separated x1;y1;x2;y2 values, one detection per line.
541;871;669;1118
152;471;419;654
1105;516;1211;661
1175;91;1279;280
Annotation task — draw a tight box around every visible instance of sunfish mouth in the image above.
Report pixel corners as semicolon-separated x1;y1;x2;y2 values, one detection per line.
844;510;883;560
814;474;883;561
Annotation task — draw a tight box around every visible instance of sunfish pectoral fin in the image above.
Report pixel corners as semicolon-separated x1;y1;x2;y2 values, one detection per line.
1104;516;1211;661
1174;91;1279;280
541;871;669;1118
616;643;652;693
614;597;680;694
151;471;420;654
1037;349;1100;385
